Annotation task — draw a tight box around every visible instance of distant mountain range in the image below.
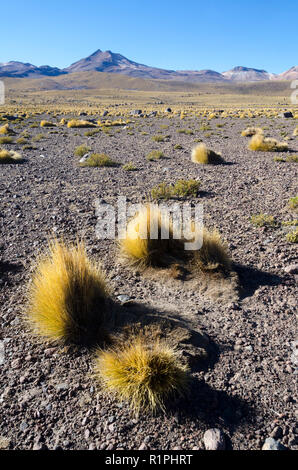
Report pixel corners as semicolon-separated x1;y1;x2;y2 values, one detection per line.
0;50;297;83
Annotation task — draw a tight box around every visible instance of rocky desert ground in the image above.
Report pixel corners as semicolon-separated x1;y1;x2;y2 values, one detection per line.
0;107;297;451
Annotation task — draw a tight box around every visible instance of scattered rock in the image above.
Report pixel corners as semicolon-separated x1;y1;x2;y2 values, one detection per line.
284;264;298;275
203;429;225;450
0;341;5;366
262;437;287;450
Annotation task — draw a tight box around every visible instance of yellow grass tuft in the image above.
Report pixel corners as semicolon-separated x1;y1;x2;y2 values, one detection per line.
119;205;183;267
40;120;56;128
67;119;96;128
249;134;288;152
192;228;232;272
0;124;16;135
26;240;110;344
94;335;189;414
0;149;23;164
191;143;224;164
241;127;263;137
293;127;298;137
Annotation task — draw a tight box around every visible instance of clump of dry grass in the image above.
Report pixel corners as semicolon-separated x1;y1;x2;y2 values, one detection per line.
79;153;118;167
67;119;96;129
286;155;298;163
249;134;288;152
241;127;263;137
192;228;231;272
286;229;298;243
74;145;90;157
293;127;298;137
191;143;224;164
0;136;13;145
289;196;298;211
0;124;16;135
146;150;164;161
119;205;183;268
0;149;23;164
40;120;56;128
26;240;110;344
251;213;277;227
94;334;189;414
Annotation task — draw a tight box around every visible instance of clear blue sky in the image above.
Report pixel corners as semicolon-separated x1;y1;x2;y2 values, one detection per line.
1;0;297;73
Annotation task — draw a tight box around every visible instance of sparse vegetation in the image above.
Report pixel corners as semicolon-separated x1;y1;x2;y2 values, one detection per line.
122;162;137;171
152;180;201;200
26;240;110;344
80;153;118;167
74;145;90;157
40;120;56;128
94;334;189;414
67;119;96;128
251;213;277;227
286;155;298;163
119;205;183;267
191;143;224;164
0;149;23;164
286;229;298;243
249;134;288;152
241;127;263;137
192;228;232;272
289;196;298;211
146;150;164;161
0;136;13;145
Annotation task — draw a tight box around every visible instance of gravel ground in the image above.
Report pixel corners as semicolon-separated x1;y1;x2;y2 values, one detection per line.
0;112;297;450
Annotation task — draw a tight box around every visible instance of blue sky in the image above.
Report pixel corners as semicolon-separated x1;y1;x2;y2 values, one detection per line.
1;0;297;73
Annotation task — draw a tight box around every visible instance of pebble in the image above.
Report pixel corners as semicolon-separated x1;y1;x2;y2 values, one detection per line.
262;437;287;450
203;429;225;450
284;264;298;274
117;295;131;303
0;341;5;365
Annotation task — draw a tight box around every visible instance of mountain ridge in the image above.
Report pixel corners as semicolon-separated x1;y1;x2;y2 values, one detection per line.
0;50;297;83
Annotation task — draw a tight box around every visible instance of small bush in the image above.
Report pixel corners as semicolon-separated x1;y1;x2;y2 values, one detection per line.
286;155;298;163
94;335;189;414
80;153;118;167
152;135;165;142
174;144;183;150
0;136;13;144
241;127;263;137
26;240;110;344
67;119;96;129
84;129;100;137
40;120;56;128
74;145;90;157
151;183;173;201
32;134;46;142
249;134;288;152
273;156;286;162
191;143;224;164
289;196;298;211
251;213;277;227
119;205;183;267
0;124;15;135
286;229;298;243
123;162;137;171
192;228;231;272
0;149;23;164
146;150;164;161
177;129;194;135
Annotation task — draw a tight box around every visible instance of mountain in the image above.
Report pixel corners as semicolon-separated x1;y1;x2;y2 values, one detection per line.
0;61;66;78
222;66;275;82
64;49;226;82
277;66;298;81
0;51;296;83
